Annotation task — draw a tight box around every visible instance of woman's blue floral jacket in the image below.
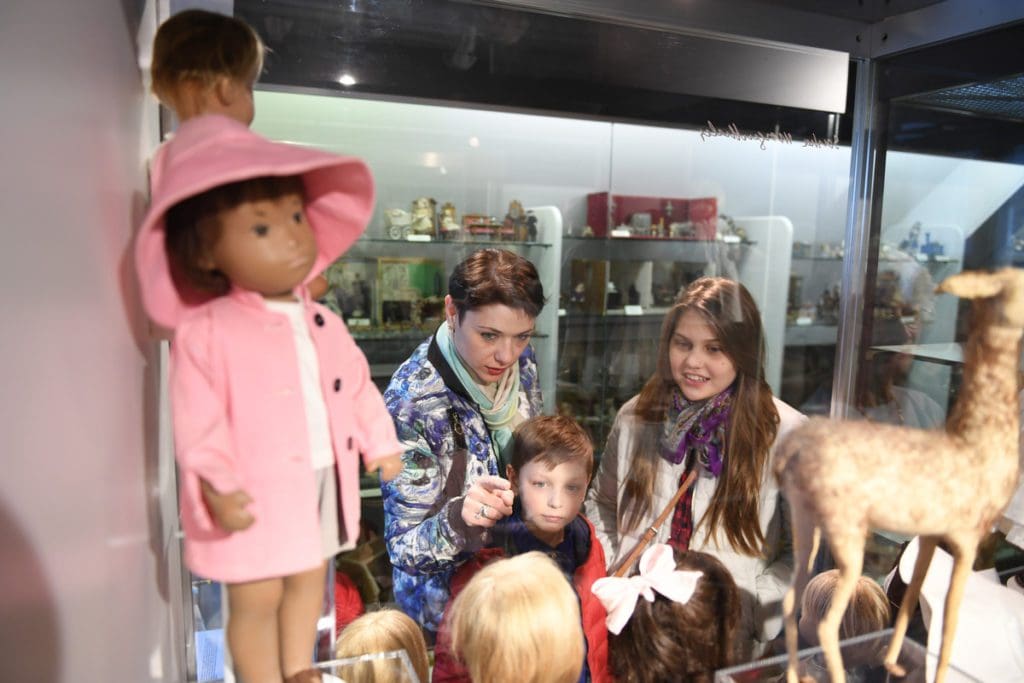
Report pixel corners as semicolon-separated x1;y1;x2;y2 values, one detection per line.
381;335;542;632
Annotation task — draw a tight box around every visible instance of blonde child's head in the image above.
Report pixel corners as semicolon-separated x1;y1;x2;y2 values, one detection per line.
800;569;892;667
448;552;584;683
151;9;264;123
335;609;429;683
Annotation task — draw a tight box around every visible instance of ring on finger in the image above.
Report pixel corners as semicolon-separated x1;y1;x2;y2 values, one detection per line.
479;504;489;520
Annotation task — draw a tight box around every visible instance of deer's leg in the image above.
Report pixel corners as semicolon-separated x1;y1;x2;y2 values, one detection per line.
885;536;937;675
783;496;819;683
934;537;976;683
817;532;863;683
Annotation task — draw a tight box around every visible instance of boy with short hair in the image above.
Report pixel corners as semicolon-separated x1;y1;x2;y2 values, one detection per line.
433;414;612;682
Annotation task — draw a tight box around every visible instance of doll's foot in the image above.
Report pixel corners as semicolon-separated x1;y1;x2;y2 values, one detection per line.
284;667;322;683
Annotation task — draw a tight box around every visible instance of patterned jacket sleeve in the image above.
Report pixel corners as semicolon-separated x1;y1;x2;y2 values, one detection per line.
382;384;476;574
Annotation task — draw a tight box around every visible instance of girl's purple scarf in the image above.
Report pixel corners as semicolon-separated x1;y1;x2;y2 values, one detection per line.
662;386;733;477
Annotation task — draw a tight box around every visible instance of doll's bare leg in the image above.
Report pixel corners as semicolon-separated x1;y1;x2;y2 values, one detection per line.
279;561;328;678
226;577;285;683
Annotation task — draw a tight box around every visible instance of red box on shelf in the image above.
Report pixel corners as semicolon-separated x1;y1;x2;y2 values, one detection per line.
585;192;716;239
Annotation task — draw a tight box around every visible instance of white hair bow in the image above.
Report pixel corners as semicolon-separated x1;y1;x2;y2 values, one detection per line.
591;544;703;635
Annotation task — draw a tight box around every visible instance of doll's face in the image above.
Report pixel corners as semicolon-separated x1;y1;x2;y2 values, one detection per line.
202;192;317;300
508;458;589;546
669;309;737;401
445;298;535;384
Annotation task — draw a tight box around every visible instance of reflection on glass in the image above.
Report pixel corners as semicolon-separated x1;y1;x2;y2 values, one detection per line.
315;650;420;683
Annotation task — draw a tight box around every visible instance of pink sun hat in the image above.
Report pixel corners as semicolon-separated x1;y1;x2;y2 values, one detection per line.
135;114;374;329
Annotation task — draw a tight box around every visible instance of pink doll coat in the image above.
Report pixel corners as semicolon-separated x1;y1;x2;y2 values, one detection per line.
135;115;401;582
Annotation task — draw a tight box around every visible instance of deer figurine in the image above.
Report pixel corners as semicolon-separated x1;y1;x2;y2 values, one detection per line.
775;267;1024;683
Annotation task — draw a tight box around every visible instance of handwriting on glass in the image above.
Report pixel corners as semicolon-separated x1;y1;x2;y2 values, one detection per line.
700;121;839;150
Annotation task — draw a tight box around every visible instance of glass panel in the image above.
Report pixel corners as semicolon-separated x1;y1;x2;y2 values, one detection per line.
714;628;981;682
164;3;856;676
315;650;421;682
860;24;1024;581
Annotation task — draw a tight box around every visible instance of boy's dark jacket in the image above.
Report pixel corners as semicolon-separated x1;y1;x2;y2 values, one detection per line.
431;512;611;683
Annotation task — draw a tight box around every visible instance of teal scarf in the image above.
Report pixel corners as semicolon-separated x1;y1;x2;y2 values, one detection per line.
436;322;521;468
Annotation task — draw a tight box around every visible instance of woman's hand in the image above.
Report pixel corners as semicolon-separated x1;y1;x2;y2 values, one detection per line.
461;475;515;528
200;478;255;532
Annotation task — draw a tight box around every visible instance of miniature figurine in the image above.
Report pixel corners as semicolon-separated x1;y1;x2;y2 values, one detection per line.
384;207;412;240
570;282;586;306
410;196;436;237
504;199;528;241
775;268;1024;683
439;202;461;240
526;212;539;242
899;221;921;253
135;116;402;683
606;281;622;309
581;225;595;238
920;232;945;260
669;221;694;239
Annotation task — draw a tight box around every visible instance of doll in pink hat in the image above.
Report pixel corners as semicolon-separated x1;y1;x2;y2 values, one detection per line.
136;114;402;683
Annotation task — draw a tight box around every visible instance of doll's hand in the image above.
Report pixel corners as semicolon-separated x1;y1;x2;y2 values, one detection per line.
367;453;403;482
461;475;515;529
200;478;255;532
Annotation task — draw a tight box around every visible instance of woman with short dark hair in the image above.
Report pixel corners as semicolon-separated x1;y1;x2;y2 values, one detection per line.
381;248;547;636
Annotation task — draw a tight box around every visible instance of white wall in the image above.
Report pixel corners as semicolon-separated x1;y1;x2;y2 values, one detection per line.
0;1;176;681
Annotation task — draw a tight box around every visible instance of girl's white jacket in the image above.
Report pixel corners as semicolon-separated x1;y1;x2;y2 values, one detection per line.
585;394;806;658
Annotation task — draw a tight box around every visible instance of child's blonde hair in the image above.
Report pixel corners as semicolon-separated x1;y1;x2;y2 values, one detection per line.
801;569;892;666
449;552;584;683
151;9;264;112
335;609;430;683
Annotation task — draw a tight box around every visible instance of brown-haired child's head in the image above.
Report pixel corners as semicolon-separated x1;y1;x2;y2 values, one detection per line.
164;175;306;297
506;415;593;546
800;569;892;667
334;609;430;683
151;9;264;124
607;549;741;683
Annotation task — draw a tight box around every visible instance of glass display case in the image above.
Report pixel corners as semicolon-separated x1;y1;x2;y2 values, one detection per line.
155;2;1024;681
714;629;980;682
838;21;1024;583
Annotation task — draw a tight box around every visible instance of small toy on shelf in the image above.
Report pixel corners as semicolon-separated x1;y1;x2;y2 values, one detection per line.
384;208;412;240
525;212;539;242
439;202;461;240
899;221;921;253
919;232;945;260
504;199;528;241
410;196;437;237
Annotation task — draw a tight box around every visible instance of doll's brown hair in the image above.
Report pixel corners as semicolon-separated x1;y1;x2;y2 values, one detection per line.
619;277;779;556
151;9;264;113
335;609;430;683
510;414;594;479
448;248;546;321
164;175;305;296
609;550;741;683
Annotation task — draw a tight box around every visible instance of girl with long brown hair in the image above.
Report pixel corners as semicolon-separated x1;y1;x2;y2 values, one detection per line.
585;276;805;659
